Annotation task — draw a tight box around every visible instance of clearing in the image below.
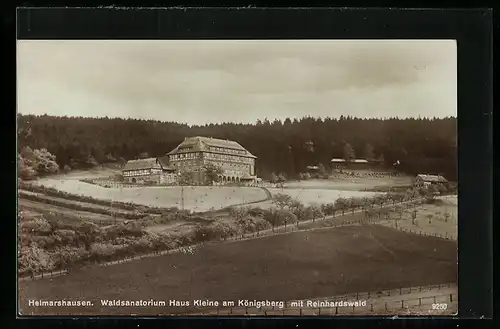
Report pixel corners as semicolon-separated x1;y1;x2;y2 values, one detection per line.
281;176;412;192
19;224;457;316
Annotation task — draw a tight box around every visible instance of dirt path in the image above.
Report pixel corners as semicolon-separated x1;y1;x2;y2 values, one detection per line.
19;190;138;216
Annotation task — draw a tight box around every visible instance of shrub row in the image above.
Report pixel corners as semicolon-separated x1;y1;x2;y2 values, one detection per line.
19;191;147;220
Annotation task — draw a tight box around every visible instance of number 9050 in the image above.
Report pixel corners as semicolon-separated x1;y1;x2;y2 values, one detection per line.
432;303;448;310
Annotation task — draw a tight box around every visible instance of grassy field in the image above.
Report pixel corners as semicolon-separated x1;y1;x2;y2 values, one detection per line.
265;187;379;208
282;176;412;191
378;196;458;239
32;178;268;212
19;224;457;316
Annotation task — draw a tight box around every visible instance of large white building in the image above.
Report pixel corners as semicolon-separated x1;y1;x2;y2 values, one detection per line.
166;136;257;184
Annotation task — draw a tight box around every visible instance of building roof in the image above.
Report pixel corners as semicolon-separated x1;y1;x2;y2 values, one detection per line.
240;174;256;180
167;136;257;158
122;158;163;171
416;174;448;183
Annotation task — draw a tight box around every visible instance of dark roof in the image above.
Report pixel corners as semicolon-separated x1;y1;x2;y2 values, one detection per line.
122;158;162;171
416;174;448;183
167;136;257;158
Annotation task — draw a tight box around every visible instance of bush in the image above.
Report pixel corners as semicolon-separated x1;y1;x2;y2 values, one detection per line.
53;229;77;245
20;217;53;234
18;245;55;274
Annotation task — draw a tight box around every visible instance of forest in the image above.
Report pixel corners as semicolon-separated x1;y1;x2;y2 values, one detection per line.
17;114;457;181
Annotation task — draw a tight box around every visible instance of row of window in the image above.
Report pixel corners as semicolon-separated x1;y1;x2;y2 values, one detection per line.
169;152;254;164
204;152;253;164
209;146;246;155
123;169;152;176
170;153;198;161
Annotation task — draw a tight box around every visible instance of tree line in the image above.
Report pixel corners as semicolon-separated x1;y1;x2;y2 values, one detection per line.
17;114;457;180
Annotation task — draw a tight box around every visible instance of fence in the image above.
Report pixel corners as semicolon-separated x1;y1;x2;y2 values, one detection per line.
385;224;457;241
190;283;457;316
19;200;429;281
19;269;69;282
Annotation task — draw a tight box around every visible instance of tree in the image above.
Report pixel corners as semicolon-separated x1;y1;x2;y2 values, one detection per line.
335;197;348;215
270;172;279;184
264;207;281;232
203;163;224;185
443;210;450;223
277;209;297;229
307;204;324;222
272;193;293;210
289;200;306;222
16;114;458;181
377;153;385;164
18;147;59;180
363;143;375;161
411;210;417;225
139;152;149;159
343;143;355;162
318;163;328;178
229;206;247;221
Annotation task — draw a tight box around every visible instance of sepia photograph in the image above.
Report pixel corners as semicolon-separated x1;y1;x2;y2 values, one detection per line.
17;39;457;316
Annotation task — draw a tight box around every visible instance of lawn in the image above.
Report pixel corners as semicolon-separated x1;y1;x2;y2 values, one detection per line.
281;177;412;191
32;178;268;212
19;224;457;316
261;187;380;209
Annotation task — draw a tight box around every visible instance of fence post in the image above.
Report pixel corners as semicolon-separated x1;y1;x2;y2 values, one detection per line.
245;306;248;315
230;307;232;314
419;298;421;306
419;286;422;292
370;303;373;312
385;302;388;311
356;292;359;299
401;300;404;309
335;306;338;315
318;308;321;315
300;308;302;316
434;296;437;303
450;294;453;302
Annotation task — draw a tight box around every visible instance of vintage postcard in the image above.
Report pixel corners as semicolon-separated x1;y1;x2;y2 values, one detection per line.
17;39;457;316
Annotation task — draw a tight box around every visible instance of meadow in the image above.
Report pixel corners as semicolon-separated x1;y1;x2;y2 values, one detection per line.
265;187;379;208
33;178;268;212
19;224;457;316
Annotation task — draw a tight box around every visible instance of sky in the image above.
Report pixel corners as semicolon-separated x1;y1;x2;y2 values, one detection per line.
17;40;457;126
